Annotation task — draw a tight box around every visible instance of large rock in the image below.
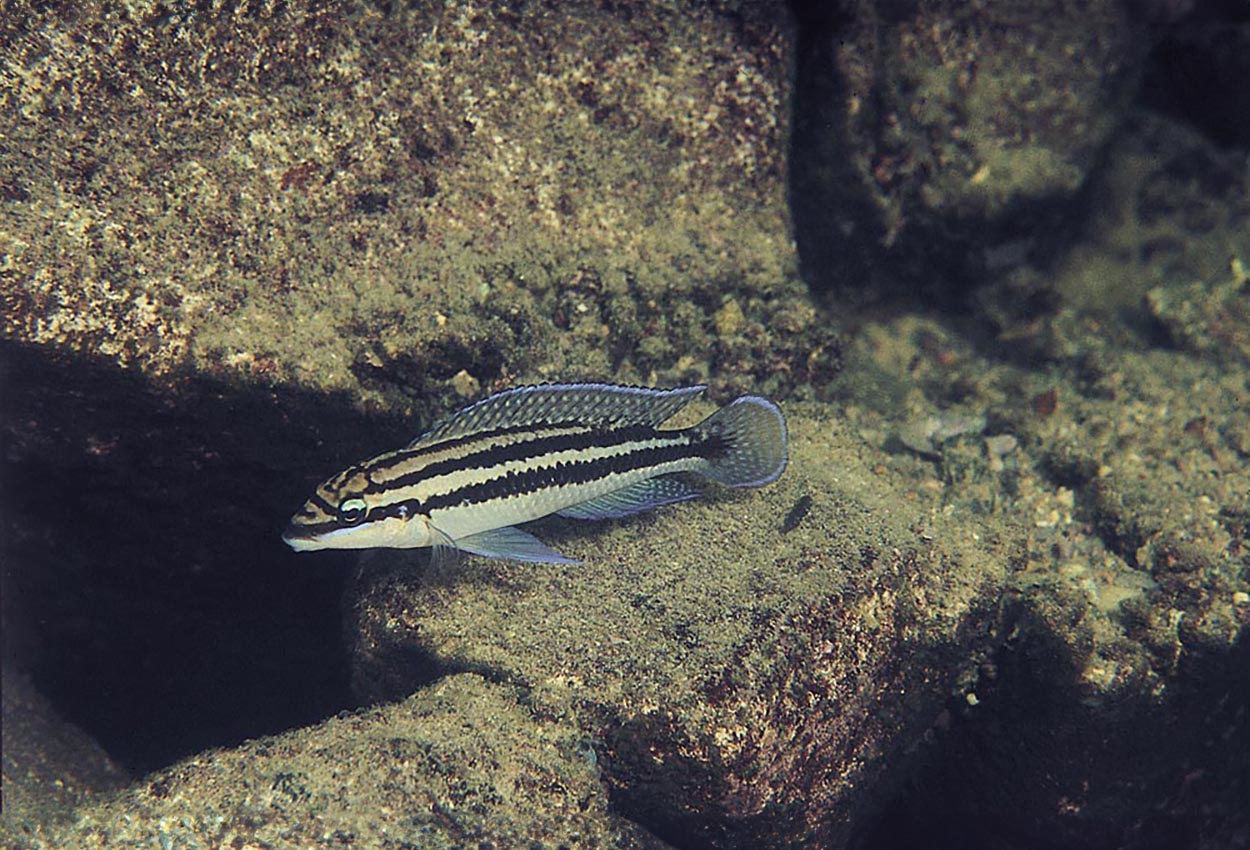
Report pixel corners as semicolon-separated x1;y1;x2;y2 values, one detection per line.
30;674;668;849
833;116;1250;843
347;407;1015;847
790;0;1145;294
1;0;836;407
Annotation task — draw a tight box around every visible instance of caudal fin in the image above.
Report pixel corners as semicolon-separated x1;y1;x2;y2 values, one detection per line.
693;396;788;487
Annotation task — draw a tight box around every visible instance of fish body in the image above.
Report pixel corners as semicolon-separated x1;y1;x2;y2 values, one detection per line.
283;382;787;563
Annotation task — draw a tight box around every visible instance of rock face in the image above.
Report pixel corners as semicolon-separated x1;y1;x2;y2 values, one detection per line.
31;674;669;849
839;114;1250;848
1;0;835;406
1;668;128;844
14;398;1016;849
790;0;1144;295
5;0;1250;848
346;410;1013;847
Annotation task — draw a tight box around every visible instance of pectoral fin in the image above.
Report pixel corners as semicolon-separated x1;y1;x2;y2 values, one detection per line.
556;476;700;520
455;526;580;564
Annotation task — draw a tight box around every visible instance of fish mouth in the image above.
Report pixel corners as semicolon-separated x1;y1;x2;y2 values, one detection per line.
283;521;385;551
282;524;324;552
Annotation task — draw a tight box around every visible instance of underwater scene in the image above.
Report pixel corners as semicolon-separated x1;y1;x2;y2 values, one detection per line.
2;1;1248;848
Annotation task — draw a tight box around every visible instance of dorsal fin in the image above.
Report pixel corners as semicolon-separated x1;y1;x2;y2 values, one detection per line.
408;383;705;448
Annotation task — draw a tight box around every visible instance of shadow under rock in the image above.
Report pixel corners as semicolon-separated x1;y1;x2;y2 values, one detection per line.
0;341;408;773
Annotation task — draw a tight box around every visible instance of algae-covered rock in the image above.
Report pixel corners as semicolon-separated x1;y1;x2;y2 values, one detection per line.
1;0;836;410
1;668;129;846
826;162;1250;843
964;337;1250;848
1147;257;1250;366
928;573;1250;850
791;0;1145;294
5;1;1248;847
345;408;1016;847
30;673;666;850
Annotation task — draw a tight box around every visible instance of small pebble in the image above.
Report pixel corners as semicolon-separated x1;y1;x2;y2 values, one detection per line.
985;434;1019;458
899;411;987;456
451;369;480;398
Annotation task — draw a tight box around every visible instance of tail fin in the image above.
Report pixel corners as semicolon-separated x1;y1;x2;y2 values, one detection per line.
693;396;788;487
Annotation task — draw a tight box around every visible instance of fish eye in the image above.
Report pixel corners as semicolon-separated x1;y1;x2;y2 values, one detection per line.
337;497;368;525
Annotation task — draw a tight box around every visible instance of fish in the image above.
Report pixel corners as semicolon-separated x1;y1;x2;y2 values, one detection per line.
282;382;788;564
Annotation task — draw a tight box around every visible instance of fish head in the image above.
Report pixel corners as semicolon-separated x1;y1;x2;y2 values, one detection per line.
282;465;435;552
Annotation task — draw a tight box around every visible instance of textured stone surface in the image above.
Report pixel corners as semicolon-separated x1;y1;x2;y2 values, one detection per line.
4;1;1249;847
1;668;128;846
0;0;836;408
790;0;1145;294
346;408;1014;847
830;115;1250;847
27;674;667;850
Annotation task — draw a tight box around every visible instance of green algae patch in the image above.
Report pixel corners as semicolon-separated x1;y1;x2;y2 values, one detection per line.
346;407;1017;847
31;674;660;850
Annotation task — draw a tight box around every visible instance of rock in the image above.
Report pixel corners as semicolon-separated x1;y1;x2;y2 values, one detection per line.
346;409;1014;847
0;0;837;407
790;0;1145;295
911;575;1250;850
1147;257;1250;366
1;668;129;845
34;674;667;850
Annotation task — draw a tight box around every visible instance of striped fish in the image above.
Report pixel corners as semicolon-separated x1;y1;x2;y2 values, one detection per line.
282;382;787;564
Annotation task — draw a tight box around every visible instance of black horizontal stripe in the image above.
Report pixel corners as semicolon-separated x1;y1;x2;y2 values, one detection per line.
422;431;727;513
356;420;584;482
360;423;662;498
366;498;425;524
286;492;340;528
284;518;341;538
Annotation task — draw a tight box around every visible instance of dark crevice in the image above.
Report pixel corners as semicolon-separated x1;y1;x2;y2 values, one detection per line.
1;340;387;773
787;0;886;299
